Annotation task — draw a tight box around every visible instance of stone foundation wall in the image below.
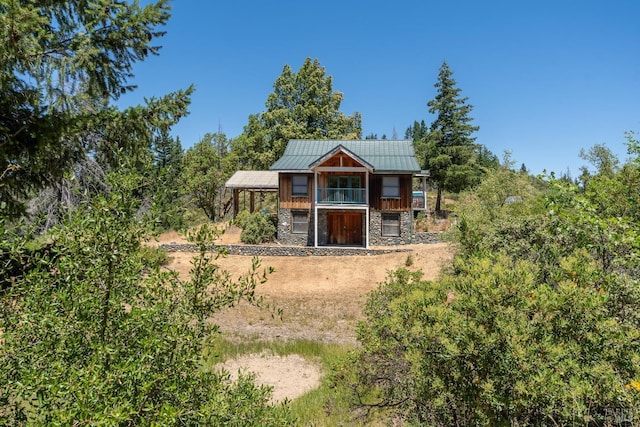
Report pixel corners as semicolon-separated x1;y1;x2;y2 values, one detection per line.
276;208;313;246
275;208;446;247
317;210;328;246
369;210;413;246
413;231;447;244
159;243;410;256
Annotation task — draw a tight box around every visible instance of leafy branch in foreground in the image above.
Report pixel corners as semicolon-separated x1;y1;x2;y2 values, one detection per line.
349;162;640;426
0;177;291;425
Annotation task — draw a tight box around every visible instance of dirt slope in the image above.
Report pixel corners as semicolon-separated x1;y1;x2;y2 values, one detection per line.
159;226;454;403
161;226;454;345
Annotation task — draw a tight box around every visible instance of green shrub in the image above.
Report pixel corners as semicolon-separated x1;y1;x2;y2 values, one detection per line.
139;245;170;269
404;254;414;267
233;210;252;229
239;211;276;244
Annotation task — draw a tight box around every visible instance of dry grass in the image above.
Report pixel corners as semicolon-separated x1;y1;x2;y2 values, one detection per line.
159;227;454;345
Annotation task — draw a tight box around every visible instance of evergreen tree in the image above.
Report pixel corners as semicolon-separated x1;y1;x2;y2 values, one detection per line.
418;62;480;212
405;120;428;141
0;0;172;217
234;58;361;169
149;131;185;230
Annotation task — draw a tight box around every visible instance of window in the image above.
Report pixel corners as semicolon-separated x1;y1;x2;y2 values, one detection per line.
292;211;308;234
381;213;400;237
328;175;361;189
292;175;308;196
382;176;400;198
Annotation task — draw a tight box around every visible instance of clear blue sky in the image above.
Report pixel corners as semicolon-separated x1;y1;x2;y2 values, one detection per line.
119;0;640;176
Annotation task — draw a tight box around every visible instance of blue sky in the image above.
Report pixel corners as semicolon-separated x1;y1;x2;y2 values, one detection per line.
119;0;640;176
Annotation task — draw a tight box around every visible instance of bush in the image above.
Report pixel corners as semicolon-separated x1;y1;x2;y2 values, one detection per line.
139;245;170;269
233;210;252;229
236;211;276;244
353;257;640;426
350;171;640;426
0;186;292;425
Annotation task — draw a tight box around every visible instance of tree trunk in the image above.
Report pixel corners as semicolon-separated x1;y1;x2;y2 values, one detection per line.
435;187;443;215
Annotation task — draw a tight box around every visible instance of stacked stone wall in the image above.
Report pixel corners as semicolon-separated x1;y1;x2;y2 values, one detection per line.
272;208;446;247
159;243;410;256
368;210;413;246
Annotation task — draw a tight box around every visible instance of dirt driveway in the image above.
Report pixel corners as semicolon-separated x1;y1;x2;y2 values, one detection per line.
161;226;454;345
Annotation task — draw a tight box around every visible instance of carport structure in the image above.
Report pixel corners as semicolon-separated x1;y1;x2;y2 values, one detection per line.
224;171;279;218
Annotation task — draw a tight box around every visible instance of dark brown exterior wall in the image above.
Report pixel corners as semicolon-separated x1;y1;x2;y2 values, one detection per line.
368;174;413;211
279;173;312;209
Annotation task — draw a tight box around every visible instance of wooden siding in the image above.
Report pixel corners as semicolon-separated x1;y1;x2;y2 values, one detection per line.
279;172;413;210
318;153;363;168
279;173;312;209
369;174;412;211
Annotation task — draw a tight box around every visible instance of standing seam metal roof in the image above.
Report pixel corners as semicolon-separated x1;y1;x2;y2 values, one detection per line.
269;139;421;172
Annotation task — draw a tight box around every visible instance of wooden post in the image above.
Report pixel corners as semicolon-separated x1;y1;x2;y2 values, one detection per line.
250;191;255;213
233;189;239;218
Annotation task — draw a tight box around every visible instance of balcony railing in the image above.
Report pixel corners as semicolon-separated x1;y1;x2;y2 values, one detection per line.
317;187;366;204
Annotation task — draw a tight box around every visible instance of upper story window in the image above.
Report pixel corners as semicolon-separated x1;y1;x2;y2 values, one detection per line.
382;176;400;198
292;175;308;196
328;176;361;189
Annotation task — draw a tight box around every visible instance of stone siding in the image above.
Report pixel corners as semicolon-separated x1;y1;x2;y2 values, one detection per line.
276;208;313;246
274;208;446;247
369;210;413;246
159;243;410;257
413;231;447;244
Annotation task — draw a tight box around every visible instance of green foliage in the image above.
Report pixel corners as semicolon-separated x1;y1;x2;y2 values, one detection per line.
236;211;277;244
415;61;488;213
233;58;362;170
0;176;292;425
351;150;640;425
354;256;640;426
148;132;186;231
405;254;414;267
0;0;173;217
405;120;428;141
181;133;234;221
139;245;171;269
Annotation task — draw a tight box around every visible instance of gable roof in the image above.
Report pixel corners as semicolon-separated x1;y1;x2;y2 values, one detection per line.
308;144;374;170
269;139;421;173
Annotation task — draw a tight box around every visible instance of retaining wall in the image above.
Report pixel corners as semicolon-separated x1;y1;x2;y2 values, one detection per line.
159;243;412;257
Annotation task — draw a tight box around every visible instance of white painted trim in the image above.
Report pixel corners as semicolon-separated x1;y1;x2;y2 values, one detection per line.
314;172;319;248
316;204;367;210
365;171;369;205
366;207;370;248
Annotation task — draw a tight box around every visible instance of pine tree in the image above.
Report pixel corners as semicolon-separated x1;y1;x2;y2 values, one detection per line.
0;1;172;217
420;62;480;213
235;58;361;169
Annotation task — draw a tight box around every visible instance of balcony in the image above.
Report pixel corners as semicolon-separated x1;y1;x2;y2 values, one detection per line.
317;187;366;205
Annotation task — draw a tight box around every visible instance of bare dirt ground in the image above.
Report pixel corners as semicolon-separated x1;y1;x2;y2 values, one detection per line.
158;225;454;402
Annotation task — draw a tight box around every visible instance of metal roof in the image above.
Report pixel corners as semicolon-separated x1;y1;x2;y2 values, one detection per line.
225;171;279;190
269;139;421;172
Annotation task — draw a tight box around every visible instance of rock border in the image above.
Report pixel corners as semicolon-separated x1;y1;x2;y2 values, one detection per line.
159;243;412;256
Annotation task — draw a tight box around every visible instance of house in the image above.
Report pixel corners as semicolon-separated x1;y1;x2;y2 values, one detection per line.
269;139;425;248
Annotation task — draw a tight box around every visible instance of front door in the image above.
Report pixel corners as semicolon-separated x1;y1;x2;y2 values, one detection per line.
327;212;363;246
